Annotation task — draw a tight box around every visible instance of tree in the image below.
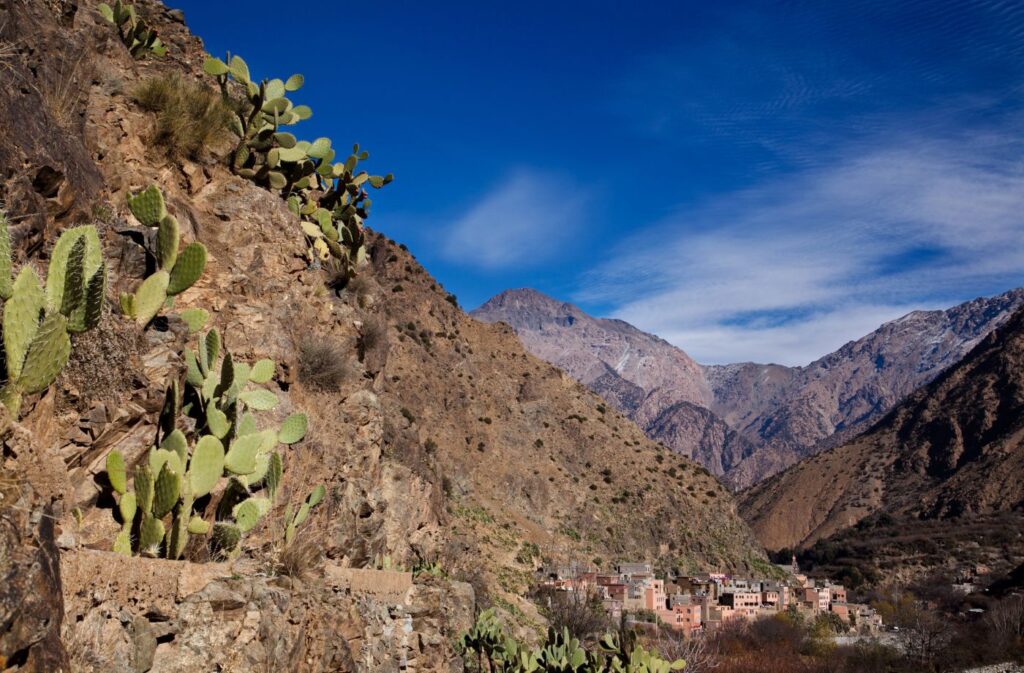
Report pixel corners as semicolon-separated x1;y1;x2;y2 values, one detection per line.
651;630;719;673
534;587;610;643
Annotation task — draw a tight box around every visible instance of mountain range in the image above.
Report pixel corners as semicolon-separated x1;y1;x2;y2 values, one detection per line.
472;287;1024;488
740;304;1024;583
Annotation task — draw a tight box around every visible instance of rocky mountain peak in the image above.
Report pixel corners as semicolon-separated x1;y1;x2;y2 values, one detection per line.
476;286;1024;490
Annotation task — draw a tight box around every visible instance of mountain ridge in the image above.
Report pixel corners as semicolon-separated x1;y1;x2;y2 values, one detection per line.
739;303;1024;563
472;287;1024;488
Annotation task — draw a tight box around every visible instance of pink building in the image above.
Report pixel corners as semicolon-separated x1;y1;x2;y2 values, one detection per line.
643;579;667;611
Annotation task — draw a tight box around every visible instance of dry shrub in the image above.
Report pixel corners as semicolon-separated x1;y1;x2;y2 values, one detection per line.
277;540;323;579
297;337;348;392
358;316;386;360
132;73;232;159
36;45;86;130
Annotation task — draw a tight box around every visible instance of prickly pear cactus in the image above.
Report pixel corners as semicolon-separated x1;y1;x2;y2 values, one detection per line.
0;221;107;416
99;329;310;560
201;54;392;283
121;186;207;326
98;1;167;58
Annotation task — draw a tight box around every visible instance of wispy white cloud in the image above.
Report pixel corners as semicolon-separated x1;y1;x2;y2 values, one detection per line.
442;171;587;270
578;131;1024;365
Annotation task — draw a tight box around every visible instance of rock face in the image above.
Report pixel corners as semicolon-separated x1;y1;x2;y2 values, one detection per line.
740;306;1024;553
0;1;769;670
473;288;1024;489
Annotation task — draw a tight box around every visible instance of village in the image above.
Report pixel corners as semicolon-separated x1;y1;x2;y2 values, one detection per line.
539;557;885;636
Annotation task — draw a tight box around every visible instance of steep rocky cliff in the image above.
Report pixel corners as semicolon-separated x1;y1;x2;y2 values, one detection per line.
740;306;1024;557
474;288;1024;489
0;3;768;671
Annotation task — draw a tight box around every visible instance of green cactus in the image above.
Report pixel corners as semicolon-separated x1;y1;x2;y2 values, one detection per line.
106;450;127;494
0;222;106;416
188;435;224;497
277;413;307;445
98;1;167;58
152;464;181;518
126;184;166;226
101;329;309;560
120;186;206;326
178;307;209;332
210;522;241;554
201;53;391;283
139;514;165;555
456;611;686;672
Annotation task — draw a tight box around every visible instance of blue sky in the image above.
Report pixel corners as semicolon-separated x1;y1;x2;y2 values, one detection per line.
172;0;1024;365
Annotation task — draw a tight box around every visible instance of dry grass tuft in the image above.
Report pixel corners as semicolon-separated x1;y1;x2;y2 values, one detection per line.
132;73;232;159
276;540;323;579
297;337;348;392
33;44;86;130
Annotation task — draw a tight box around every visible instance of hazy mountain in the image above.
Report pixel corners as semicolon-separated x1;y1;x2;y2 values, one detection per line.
473;288;1024;488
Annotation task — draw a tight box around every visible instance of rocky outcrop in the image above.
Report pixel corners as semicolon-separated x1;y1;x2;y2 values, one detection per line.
474;288;1024;489
60;550;474;673
740;307;1024;552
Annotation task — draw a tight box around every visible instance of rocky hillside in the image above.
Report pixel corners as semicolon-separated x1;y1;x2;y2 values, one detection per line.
474;288;1024;489
740;305;1024;557
0;2;768;671
469;289;756;474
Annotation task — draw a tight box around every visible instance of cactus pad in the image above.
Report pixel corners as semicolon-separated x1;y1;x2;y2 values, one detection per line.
139;515;165;552
278;413;308;444
238;389;278;410
187;516;210;534
4;267;44;381
179;308;209;332
232;497;270;533
160;429;188;460
127;185;166;226
157;215;180;271
210;522;241;553
206;405;230;439
106;451;127;494
224;432;262;474
132;269;169;326
113;529;132;557
189;435;224;497
152;464;181;518
248;359;275;384
18;312;71;394
45;225;103;312
237;412;258;436
118;491;137;524
167;242;206;295
135;465;154;513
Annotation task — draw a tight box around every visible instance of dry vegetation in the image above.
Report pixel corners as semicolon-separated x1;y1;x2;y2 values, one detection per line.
297;337;349;391
132;73;232;159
